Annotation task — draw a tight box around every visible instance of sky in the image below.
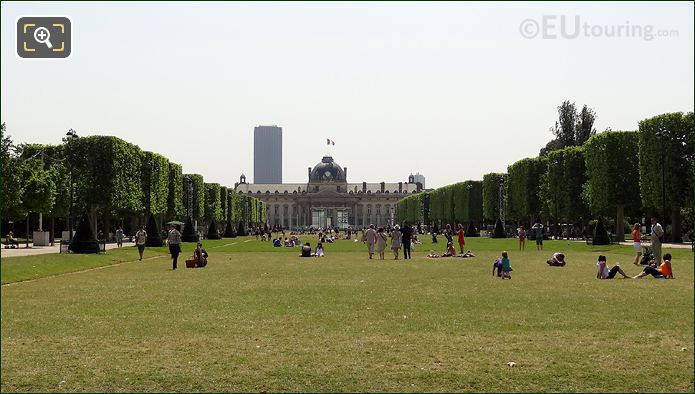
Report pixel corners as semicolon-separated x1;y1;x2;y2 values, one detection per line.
1;1;693;189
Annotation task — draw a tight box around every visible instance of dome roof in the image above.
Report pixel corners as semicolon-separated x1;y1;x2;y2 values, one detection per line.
309;156;345;182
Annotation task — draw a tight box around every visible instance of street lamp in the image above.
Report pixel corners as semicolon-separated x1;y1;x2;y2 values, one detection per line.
655;126;668;231
498;178;505;229
64;129;79;242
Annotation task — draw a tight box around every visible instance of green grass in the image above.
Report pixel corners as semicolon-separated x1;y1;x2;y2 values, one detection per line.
1;237;693;392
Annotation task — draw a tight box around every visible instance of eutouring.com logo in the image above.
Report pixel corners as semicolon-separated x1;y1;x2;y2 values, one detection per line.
519;15;679;41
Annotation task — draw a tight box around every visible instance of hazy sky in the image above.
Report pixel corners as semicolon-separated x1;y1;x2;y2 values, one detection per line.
2;2;693;189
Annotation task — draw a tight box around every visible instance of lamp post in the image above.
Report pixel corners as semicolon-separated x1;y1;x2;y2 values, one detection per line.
64;129;79;242
498;178;505;229
655;126;667;235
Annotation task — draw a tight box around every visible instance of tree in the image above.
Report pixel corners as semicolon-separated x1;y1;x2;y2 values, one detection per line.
144;212;163;246
507;157;546;225
483;173;506;223
141;151;169;216
1;124;24;220
204;183;222;223
183;174;205;221
575;104;597;145
68;211;99;253
166;163;184;220
64;136;143;234
181;216;198;242
19;158;56;224
583;131;640;241
540;146;588;236
638;112;694;242
540;101;597;156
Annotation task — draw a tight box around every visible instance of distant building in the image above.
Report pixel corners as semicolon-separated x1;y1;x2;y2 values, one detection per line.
236;154;423;229
254;125;282;184
409;172;425;190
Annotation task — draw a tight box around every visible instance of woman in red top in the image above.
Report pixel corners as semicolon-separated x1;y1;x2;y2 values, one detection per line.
457;223;466;254
631;223;642;265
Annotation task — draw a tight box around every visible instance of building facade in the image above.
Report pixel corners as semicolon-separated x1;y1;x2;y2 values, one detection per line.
235;155;422;229
411;172;426;190
253;125;282;184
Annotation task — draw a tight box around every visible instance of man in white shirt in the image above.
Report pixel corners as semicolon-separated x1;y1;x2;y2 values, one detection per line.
650;217;664;265
363;224;377;259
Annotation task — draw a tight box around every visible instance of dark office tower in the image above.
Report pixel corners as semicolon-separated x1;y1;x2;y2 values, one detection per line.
254;125;283;184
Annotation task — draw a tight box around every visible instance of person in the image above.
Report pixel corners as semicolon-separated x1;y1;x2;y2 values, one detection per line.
444;224;454;245
427;250;440;258
376;228;388;260
500;251;512;279
460;250;475;258
5;231;19;248
595;255;630;279
390;224;402;260
193;242;208;267
401;222;413;259
431;229;438;243
631;223;642;265
547;252;567;267
300;242;312;257
650;217;664;266
442;242;456;257
273;238;281;247
167;224;182;270
135;225;147;261
634;253;673;279
363;224;377;259
531;222;544;250
518;225;526;251
457;223;466;255
492;259;503;277
115;226;124;248
315;242;325;257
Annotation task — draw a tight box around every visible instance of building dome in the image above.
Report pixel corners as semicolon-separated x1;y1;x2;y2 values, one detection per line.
309;156;345;182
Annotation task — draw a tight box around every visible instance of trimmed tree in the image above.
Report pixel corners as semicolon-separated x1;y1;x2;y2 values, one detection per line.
181;216;198;242
144;213;163;246
207;221;220;240
507;157;546;225
183;174;205;222
638;112;694;242
141;151;169;217
583;131;640;241
592;216;610;245
166;162;185;221
69;211;99;253
483;173;506;223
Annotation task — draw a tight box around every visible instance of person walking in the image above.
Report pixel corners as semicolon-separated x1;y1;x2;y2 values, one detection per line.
115;226;124;248
457;223;466;255
401;221;413;259
631;223;642;265
390;224;402;260
363;224;377;259
167;224;182;270
650;217;664;265
135;225;147;261
376;228;388;260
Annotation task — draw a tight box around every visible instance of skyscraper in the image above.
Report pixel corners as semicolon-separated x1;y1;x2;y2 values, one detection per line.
410;172;426;189
254;125;282;184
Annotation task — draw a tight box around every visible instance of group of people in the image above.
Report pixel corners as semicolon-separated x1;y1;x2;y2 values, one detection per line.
362;222;416;260
300;242;325;257
130;224;207;270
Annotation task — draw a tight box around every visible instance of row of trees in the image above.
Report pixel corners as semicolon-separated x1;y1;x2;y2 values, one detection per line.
396;109;694;242
0;125;266;241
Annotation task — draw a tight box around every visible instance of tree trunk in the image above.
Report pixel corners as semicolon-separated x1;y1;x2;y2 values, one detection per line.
671;206;682;243
615;205;625;242
26;215;30;248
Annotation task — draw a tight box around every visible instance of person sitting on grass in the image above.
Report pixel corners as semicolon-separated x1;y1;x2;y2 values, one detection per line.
427;250;440;258
634;253;673;279
492;259;503;277
500;251;513;279
459;250;475;258
300;242;313;257
193;242;208;267
596;255;630;279
442;242;456;257
547;252;567;267
273;238;281;247
315;242;325;257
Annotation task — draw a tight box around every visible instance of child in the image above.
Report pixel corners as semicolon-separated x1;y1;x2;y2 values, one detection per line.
315;242;325;257
596;255;630;279
500;251;512;279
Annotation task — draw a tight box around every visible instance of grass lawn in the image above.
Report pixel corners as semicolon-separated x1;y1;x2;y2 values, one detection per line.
1;236;693;392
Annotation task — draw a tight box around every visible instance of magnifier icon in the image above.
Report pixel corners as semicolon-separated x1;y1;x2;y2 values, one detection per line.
33;27;53;49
